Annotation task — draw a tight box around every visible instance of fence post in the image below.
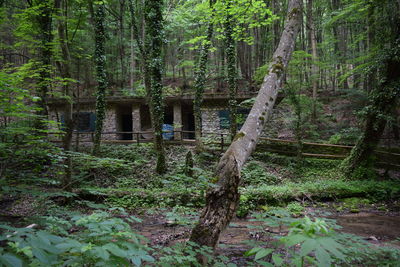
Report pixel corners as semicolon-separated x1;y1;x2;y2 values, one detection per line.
136;132;140;146
220;133;224;153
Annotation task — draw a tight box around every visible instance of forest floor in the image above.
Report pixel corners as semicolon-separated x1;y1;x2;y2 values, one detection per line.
1;143;400;265
131;208;400;265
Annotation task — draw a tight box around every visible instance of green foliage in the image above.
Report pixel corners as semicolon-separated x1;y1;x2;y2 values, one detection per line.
286;202;304;217
71;152;133;186
165;206;198;227
248;213;400;266
103;187;205;209
161;170;214;192
0;209;154;266
241;179;400;207
95;144;154;163
156;241;235;267
194;0;277;44
253;64;268;86
334;197;371;213
279;217;346;266
241;161;280;186
328;127;362;145
0;70;61;184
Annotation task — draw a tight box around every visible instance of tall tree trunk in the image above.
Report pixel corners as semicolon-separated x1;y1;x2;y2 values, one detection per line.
130;25;136;89
55;0;74;189
341;1;400;178
224;0;238;139
145;0;166;174
194;0;215;152
189;0;302;251
118;0;126;89
341;58;400;178
307;0;319;123
32;0;53;130
92;2;107;155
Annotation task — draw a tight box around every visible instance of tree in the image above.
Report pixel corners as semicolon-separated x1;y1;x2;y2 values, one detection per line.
224;0;238;139
55;0;74;188
92;1;107;155
145;0;167;174
30;0;53;130
193;0;215;152
341;0;400;178
307;0;319;123
189;0;303;251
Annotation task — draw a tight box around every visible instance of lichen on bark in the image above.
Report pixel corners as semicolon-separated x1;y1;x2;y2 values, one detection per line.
189;0;303;254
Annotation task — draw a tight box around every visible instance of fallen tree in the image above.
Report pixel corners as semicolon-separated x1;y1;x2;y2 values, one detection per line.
189;0;303;249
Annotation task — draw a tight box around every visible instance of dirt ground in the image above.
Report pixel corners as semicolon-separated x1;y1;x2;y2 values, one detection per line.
131;208;400;265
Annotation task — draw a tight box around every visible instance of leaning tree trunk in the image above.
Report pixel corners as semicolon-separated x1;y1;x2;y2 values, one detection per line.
189;0;302;250
92;2;107;155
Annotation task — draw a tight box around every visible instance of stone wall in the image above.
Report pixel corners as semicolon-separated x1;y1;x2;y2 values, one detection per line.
201;107;229;143
102;105;117;140
48;103;117;142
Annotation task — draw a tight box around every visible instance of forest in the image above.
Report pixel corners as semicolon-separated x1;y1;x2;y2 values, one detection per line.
0;0;400;266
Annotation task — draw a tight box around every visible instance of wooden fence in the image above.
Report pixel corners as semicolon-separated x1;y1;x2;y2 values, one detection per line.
47;130;400;170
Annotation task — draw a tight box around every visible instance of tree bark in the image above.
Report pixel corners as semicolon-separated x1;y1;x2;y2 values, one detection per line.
92;2;107;155
194;0;215;152
145;0;166;174
224;1;238;139
307;0;319;123
31;0;53;130
341;1;400;178
189;0;302;251
55;0;74;188
341;54;400;178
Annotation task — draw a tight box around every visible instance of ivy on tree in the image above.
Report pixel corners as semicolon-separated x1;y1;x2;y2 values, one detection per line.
92;1;107;155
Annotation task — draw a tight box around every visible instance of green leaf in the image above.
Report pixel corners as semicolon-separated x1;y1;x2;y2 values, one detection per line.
32;247;55;265
320;239;346;260
93;246;110;261
256;260;273;267
56;239;82;251
244;247;262;256
0;253;23;267
30;236;60;254
103;243;127;258
37;231;63;243
300;239;318;256
272;254;284;266
284;234;307;246
131;256;141;266
255;248;273;261
315;247;332;267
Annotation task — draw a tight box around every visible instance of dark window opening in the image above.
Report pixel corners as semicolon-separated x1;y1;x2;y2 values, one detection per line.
140;105;152;131
164;106;174;125
69;112;95;132
116;105;133;140
182;104;195;139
